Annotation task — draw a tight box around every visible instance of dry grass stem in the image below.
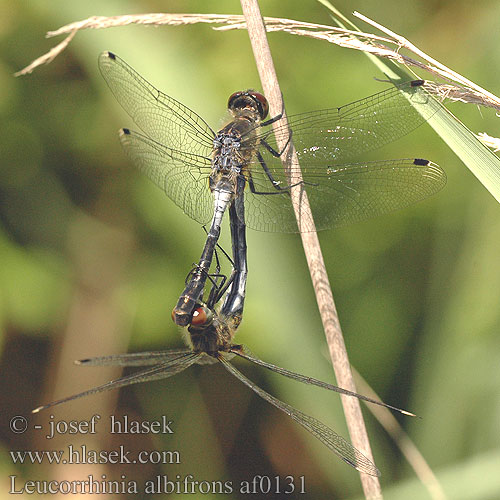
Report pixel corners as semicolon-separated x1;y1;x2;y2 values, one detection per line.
14;29;77;77
16;11;500;113
241;0;381;497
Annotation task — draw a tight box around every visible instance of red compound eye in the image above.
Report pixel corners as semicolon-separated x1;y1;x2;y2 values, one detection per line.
190;306;213;326
248;91;269;119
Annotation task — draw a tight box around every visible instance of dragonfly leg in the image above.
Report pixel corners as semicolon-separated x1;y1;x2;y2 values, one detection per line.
247;152;304;195
260;131;292;158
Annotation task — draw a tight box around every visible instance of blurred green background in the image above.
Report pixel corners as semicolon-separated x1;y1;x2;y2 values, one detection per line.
1;0;500;499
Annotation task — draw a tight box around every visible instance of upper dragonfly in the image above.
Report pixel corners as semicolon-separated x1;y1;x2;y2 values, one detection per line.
99;51;446;324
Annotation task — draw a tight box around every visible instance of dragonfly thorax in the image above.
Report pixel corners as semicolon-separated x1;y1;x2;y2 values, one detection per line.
212;113;261;178
213;134;243;173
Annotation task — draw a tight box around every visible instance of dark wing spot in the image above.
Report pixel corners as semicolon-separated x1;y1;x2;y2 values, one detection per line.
413;158;429;166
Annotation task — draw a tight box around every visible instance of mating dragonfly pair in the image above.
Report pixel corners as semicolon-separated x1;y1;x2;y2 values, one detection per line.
33;51;446;476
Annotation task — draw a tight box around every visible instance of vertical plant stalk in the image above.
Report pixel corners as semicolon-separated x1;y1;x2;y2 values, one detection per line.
240;0;382;497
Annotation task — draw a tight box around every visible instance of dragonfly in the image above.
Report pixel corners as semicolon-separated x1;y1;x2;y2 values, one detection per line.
98;51;446;326
32;236;414;477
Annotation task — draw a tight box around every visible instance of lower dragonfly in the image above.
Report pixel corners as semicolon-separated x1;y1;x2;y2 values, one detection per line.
33;224;413;477
98;52;446;326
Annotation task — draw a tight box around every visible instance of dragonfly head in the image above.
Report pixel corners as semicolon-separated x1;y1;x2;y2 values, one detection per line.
228;90;269;120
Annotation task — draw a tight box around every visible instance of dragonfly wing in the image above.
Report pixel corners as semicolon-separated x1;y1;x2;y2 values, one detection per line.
99;51;215;154
232;346;415;415
240;170;297;232
33;353;201;413
78;349;193;367
120;128;214;225
260;80;436;165
219;356;380;476
241;157;445;232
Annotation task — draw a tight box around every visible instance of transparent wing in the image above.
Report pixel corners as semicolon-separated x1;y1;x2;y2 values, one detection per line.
237;80;443;232
241;158;446;232
219;355;380;476
32;352;201;413
99;51;215;154
78;348;193;367
120;128;214;225
232;346;415;416
258;80;435;165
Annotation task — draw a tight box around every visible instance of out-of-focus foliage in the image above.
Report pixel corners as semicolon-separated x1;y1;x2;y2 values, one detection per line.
1;0;500;499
